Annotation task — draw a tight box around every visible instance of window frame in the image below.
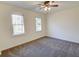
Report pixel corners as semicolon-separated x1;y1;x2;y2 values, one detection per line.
35;16;42;32
11;14;25;36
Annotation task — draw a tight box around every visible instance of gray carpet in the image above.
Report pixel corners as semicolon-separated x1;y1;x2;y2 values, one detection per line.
1;36;79;57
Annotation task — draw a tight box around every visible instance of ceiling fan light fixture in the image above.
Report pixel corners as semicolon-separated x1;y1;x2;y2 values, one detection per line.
44;7;51;11
44;7;48;11
48;7;51;10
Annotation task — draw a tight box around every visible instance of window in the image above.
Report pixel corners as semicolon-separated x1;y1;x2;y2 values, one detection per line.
35;17;42;32
12;14;25;35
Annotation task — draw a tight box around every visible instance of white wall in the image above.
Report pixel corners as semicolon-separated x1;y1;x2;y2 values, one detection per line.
47;7;79;43
0;3;47;51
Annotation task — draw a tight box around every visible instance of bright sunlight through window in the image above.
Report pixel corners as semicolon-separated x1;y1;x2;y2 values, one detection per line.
12;14;25;35
35;17;42;32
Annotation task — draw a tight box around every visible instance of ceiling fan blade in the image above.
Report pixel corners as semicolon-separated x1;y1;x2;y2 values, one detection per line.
50;5;58;7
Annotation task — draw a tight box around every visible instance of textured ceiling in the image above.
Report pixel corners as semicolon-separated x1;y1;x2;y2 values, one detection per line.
1;1;79;14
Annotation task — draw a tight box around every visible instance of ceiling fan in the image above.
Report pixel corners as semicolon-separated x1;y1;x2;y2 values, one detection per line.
37;1;59;11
